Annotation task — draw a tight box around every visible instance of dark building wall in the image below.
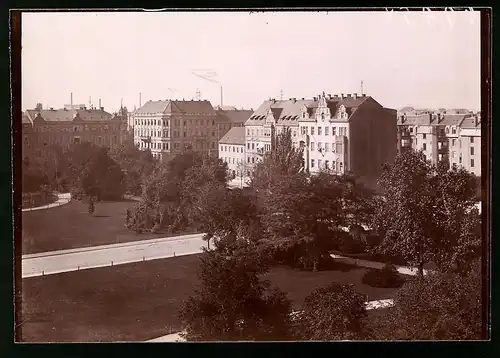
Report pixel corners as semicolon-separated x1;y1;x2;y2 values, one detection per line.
349;98;397;183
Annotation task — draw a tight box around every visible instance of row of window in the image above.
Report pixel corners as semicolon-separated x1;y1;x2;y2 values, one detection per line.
220;145;244;153
138;140;217;151
309;142;343;154
310;159;344;171
35;125;120;133
135;118;217;127
136;129;218;138
300;126;347;137
222;157;243;165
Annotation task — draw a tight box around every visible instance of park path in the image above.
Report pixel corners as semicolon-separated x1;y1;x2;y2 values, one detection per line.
21;193;71;212
22;233;207;278
145;298;396;342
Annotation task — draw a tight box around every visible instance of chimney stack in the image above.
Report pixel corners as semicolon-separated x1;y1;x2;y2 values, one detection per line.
99;98;101;109
353;93;358;99
346;93;351;98
139;93;142;108
341;93;344;99
333;94;339;99
70;92;73;108
327;94;332;99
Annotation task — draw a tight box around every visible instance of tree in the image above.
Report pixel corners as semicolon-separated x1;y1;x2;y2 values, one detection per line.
259;171;351;271
181;156;229;230
179;244;294;341
298;283;368;340
250;127;305;192
370;260;482;340
22;159;48;193
109;138;156;195
372;150;481;276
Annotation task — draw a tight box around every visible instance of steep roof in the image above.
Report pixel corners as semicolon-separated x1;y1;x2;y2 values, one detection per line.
216;109;252;124
136;100;216;115
219;126;245;145
245;95;371;126
22;113;32;125
26;108;113;122
397;113;432;126
459;115;481;129
437;114;466;126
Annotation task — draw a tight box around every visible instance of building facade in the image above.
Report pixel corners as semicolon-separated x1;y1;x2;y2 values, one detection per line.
133;100;252;161
218;126;246;178
243;92;397;185
133;100;218;160
396;111;481;176
23;104;127;161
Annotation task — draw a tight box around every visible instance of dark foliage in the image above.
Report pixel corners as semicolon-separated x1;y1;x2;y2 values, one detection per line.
362;264;405;288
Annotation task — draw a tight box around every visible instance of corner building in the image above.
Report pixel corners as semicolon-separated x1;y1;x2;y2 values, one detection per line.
244;92;397;185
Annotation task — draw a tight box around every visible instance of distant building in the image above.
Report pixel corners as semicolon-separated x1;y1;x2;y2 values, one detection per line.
133;100;252;161
396;111;481;176
23;104;127;161
133;99;218;161
218;126;246;178
244;92;397;185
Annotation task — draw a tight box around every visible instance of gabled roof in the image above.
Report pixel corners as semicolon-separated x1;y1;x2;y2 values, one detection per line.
215;109;252;124
437;114;466;126
219;126;245;145
459;115;481;129
22;113;32;125
245;95;372;126
26;108;113;122
136;100;216;115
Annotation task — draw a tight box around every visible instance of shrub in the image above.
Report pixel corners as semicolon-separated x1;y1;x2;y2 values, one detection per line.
338;232;366;254
362;263;404;288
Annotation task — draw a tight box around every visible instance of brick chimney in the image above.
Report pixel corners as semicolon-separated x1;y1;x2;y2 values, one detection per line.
327;94;332;99
346;93;351;98
340;93;344;99
353;93;358;99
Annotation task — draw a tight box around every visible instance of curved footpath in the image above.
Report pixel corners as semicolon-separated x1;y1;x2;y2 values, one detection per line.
146;298;396;342
22;192;71;212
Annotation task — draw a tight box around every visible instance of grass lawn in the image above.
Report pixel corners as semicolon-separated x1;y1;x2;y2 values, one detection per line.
20;254;402;342
21;200;198;255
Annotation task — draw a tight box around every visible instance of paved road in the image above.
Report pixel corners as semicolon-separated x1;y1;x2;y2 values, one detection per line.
22;233;207;278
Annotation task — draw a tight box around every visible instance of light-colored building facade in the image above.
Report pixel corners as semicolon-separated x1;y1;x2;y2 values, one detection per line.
133;100;252;161
133;100;218;161
23;103;127;161
396;111;481;176
243;92;397;185
218;126;246;178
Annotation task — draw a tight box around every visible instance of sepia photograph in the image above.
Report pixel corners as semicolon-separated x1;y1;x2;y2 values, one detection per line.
13;8;490;343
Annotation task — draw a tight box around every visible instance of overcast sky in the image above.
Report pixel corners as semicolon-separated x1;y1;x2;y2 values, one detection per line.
22;10;481;113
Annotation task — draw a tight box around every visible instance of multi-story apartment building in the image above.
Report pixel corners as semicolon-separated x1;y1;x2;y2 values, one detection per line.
396;111;481;176
218;126;246;178
215;107;253;143
133;100;252;161
457;114;481;177
23;103;127;161
21;112;34;163
133;99;218;161
243;92;397;185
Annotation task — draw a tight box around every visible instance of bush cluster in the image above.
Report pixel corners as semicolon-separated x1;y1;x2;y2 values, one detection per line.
362;263;405;288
